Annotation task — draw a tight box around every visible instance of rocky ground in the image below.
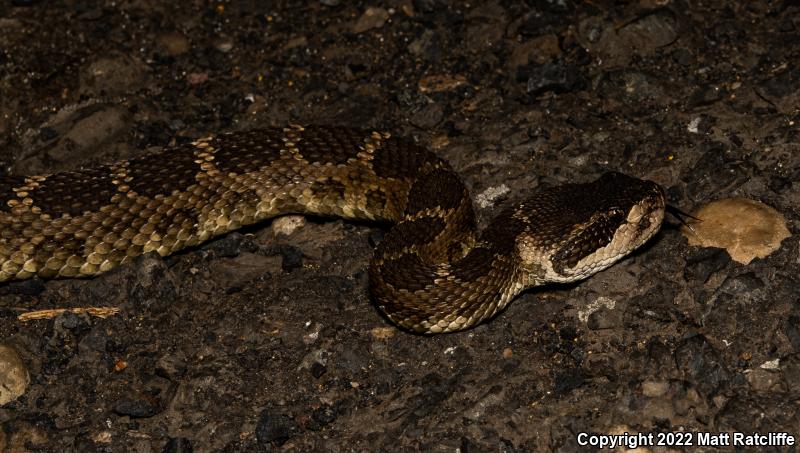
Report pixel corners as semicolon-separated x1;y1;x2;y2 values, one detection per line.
0;0;798;451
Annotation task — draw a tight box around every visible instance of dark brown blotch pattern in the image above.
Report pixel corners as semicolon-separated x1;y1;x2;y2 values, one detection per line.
29;166;118;217
371;137;442;180
375;253;438;292
297;126;367;165
212;128;284;174
452;247;495;282
405;168;466;215
127;145;202;198
377;216;445;257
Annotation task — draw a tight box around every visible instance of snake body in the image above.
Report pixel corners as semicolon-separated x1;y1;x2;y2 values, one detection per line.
0;126;666;333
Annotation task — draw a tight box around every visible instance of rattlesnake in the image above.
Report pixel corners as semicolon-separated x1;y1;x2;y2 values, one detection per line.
0;125;666;333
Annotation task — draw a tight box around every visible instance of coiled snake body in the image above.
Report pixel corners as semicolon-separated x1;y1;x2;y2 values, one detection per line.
0;126;666;333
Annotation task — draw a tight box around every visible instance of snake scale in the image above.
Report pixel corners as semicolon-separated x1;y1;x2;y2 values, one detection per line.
0;125;666;333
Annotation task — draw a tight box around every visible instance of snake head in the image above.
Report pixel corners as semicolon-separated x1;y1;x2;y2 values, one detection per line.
518;172;666;284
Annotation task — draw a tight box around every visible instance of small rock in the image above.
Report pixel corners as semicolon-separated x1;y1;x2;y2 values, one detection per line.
155;354;188;379
272;215;307;236
475;184;510;209
745;369;780;392
186;72;209;86
757;68;800;114
512;34;562;67
641;380;669;397
353;7;389;33
310;362;327;378
578;10;678;66
81;55;149;96
311;405;337;427
0;344;29;405
163;437;193;453
683;198;791;265
157;32;190;56
214;37;234;53
674;335;729;397
113;398;158;418
687;114;716;134
409;103;443;129
418;74;467;93
408;29;440;60
26;104;131;172
760;358;780;370
521;62;584;95
255;407;297;446
370;326;395;339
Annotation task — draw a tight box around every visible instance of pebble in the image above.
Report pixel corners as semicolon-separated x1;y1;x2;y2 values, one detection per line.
686;114;715;134
255;407;297;446
157;32;190;56
370;326;395;339
81;56;148;96
409;103;443;129
641;380;669;397
408;29;438;59
186;72;209;86
28;105;130;170
310;362;327;378
757;67;799;113
418;74;467;93
0;344;29;405
272;215;307;236
214;37;234;53
475;184;509;209
352;7;389;33
113;398;158;418
521;62;584;94
674;335;730;397
745;368;780;392
578;10;678;65
508;34;561;69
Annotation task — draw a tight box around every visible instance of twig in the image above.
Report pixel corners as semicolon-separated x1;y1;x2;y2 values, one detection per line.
17;307;121;322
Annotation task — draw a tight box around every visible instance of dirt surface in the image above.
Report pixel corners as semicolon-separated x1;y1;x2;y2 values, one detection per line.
1;0;799;451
